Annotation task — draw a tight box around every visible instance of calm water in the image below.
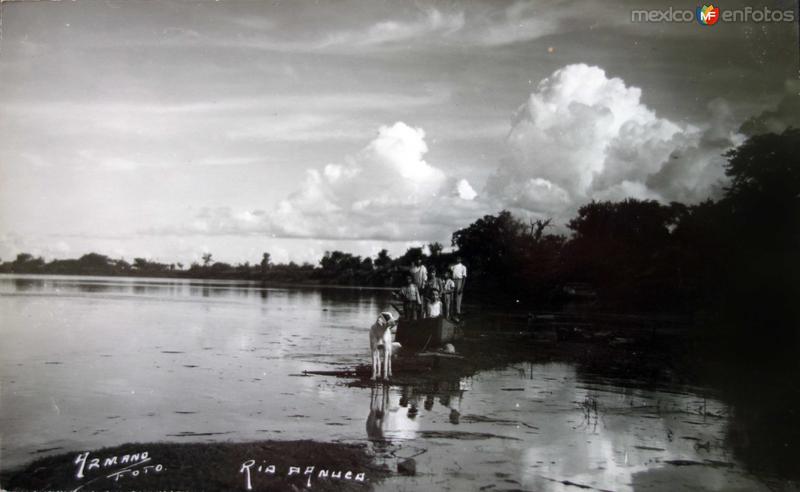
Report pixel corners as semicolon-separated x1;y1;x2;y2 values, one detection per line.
0;274;783;491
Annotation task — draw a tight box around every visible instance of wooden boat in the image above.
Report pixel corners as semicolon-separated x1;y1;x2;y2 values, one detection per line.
395;316;461;350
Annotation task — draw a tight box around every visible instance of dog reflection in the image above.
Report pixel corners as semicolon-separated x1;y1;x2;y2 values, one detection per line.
366;383;391;442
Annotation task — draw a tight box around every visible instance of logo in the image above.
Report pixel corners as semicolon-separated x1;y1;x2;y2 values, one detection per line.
696;4;720;25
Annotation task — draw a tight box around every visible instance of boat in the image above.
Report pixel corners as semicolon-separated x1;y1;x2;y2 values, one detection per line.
395;316;461;351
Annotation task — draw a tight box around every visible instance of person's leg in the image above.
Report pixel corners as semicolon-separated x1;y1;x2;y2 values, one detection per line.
446;294;453;318
454;279;464;315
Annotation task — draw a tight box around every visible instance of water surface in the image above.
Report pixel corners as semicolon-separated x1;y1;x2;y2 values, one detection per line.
0;274;780;490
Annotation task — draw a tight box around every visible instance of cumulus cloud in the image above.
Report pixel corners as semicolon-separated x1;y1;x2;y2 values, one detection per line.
148;65;756;250
171;66;748;244
485;64;743;220
175;122;480;241
271;122;482;239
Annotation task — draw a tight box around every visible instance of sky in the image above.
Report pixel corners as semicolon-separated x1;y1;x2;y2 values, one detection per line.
0;0;798;265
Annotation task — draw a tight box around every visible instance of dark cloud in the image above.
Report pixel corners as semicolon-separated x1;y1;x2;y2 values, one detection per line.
740;80;800;136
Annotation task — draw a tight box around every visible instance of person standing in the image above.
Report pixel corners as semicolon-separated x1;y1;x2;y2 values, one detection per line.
450;256;467;318
410;259;428;317
442;271;455;319
397;276;421;320
426;268;443;300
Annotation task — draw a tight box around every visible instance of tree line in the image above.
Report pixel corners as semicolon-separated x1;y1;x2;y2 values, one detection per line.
0;243;439;287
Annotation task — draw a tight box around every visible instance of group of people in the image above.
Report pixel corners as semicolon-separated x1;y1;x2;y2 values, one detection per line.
395;257;467;321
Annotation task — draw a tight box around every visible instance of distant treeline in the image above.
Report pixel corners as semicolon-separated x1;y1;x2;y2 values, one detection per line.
2;130;799;323
0;246;446;288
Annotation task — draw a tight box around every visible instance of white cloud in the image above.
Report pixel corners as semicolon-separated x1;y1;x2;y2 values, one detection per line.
149;65;748;246
147;2;619;53
0;233;71;261
485;64;743;221
3;92;448;116
471;1;564;47
162;122;480;241
76;149;145;171
318;9;465;48
269;122;477;239
456;179;477;200
2;91;450;145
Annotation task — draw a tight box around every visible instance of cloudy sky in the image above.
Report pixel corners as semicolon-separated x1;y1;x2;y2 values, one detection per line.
0;0;797;264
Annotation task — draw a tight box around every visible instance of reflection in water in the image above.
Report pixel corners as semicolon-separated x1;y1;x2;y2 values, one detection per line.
12;277;45;291
0;275;381;309
366;384;390;443
366;380;467;445
721;364;800;481
258;283;269;300
365;364;774;492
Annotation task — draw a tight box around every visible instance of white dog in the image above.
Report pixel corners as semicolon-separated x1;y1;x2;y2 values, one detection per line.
370;312;398;380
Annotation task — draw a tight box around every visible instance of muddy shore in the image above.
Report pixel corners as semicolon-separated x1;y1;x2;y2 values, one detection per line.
1;440;389;491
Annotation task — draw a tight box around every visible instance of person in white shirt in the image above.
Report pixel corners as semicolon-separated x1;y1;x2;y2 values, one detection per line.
427;291;442;318
450;257;467;317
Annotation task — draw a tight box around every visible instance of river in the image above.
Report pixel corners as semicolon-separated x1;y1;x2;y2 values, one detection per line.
0;274;787;491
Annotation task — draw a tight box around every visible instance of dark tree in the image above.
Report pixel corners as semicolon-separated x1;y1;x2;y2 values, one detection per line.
427;242;443;257
374;249;392;270
564;199;685;306
712;129;800;355
260;252;271;277
451;211;525;278
400;247;424;265
451;211;565;303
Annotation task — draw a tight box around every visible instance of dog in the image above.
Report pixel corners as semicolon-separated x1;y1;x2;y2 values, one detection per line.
370;312;398;380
